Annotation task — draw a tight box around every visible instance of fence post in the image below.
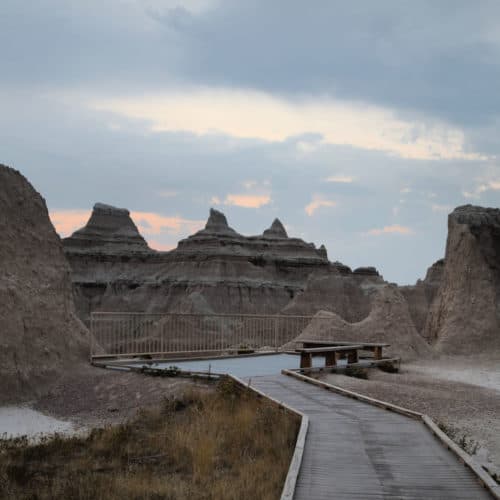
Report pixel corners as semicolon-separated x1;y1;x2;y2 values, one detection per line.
274;316;278;351
89;313;94;363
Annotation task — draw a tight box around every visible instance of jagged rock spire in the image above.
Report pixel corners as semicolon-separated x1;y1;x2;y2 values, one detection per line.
204;208;237;234
63;202;149;252
263;218;288;238
318;244;328;259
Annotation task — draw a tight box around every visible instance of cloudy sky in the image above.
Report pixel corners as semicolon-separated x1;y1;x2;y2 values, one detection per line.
2;0;500;284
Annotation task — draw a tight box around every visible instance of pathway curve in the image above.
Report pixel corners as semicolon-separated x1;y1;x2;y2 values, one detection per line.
249;374;492;500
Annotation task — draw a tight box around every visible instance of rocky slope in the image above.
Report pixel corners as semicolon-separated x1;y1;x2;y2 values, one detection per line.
400;259;444;338
291;285;432;360
424;205;500;354
0;165;88;403
281;269;383;323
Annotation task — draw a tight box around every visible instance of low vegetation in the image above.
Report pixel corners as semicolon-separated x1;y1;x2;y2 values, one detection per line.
344;366;369;379
437;421;480;455
0;377;299;500
377;361;399;373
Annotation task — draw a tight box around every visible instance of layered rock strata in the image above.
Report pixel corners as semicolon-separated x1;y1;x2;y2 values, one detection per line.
63;203;150;253
63;206;380;325
282;271;383;322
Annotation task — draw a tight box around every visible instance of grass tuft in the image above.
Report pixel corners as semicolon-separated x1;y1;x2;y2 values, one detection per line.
437;421;480;455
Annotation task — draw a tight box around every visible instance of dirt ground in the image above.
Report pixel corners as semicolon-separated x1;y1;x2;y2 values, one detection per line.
319;355;500;478
34;365;212;429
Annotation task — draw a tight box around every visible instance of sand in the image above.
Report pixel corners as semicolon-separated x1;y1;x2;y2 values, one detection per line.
408;355;500;394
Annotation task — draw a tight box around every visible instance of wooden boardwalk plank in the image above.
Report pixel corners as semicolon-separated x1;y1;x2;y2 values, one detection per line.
248;375;492;500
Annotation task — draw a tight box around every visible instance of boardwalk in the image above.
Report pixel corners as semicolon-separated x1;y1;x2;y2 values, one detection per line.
249;374;492;500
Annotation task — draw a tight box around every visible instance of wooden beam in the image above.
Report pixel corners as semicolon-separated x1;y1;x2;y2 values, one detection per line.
297;345;364;354
301;340;390;348
300;352;312;369
325;351;337;367
347;349;358;364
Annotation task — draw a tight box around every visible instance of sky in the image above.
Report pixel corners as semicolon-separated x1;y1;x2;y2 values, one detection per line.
1;0;500;284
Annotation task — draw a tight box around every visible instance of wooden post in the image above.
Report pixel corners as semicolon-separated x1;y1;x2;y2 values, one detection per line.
89;313;94;363
274;316;279;351
374;346;383;360
300;352;312;369
325;352;336;367
347;349;358;364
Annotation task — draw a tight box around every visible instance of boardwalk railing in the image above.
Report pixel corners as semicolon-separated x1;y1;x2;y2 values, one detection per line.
90;312;330;359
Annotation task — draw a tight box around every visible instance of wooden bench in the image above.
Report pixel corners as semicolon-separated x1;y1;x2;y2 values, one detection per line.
296;345;364;369
299;340;389;361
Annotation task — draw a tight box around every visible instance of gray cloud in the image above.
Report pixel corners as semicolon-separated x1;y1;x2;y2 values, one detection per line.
169;0;500;127
1;90;497;284
2;1;500;127
1;1;500;284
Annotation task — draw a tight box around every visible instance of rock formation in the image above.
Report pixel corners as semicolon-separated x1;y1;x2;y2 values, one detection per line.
202;208;239;236
63;202;150;253
282;271;382;322
292;285;432;360
4;161;499;403
63;205;383;327
424;205;500;354
59;196;500;358
400;259;444;338
0;165;88;403
63;203;169;322
263;218;288;238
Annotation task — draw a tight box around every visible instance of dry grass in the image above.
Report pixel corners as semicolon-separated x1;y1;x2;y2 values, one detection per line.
0;378;299;500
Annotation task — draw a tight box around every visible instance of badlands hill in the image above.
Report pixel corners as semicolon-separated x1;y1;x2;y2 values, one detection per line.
1;163;498;378
0;165;88;403
63;203;435;359
62;201;500;358
63;205;383;324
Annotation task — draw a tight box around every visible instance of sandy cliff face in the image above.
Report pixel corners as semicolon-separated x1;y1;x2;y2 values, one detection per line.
424;205;500;354
0;165;88;403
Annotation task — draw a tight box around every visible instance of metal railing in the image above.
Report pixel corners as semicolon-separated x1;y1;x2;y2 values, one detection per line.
90;312;326;359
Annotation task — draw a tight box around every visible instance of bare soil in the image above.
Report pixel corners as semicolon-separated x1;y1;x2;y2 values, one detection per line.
319;355;500;477
33;365;211;429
